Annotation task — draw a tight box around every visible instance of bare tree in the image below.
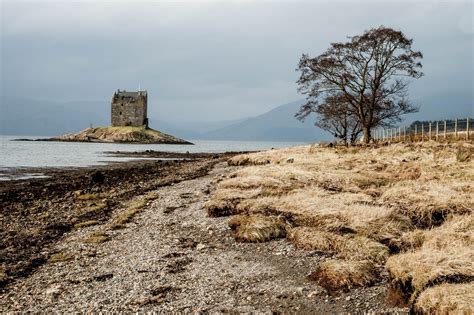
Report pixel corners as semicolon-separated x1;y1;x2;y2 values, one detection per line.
296;93;362;145
296;26;423;143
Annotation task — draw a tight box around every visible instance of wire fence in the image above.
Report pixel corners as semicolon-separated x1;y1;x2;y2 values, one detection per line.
373;117;472;142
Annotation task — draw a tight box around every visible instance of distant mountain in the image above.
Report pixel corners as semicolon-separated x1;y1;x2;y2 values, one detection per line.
0;98;109;136
3;94;468;141
150;118;247;140
200;100;331;142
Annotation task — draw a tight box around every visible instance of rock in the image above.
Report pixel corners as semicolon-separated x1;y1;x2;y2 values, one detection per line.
90;171;105;183
286;158;294;163
45;286;61;300
93;273;113;282
196;243;206;251
296;286;307;294
346;296;351;301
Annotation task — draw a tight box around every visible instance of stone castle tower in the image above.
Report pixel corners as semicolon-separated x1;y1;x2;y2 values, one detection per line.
111;89;148;127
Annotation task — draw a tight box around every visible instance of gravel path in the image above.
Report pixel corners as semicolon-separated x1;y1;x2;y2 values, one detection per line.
1;162;405;313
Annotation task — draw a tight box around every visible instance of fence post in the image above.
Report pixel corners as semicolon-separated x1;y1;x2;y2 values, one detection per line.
421;123;424;141
467;117;470;140
436;121;439;141
429;122;432;141
444;121;447;140
455;119;458;139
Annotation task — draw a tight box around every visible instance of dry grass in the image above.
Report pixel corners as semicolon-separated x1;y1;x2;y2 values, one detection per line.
49;253;74;263
74;220;99;229
83;232;110;244
228;215;287;242
387;214;474;304
398;229;426;252
386;245;474;303
288;227;339;252
456;146;472;162
110;191;159;229
75;193;100;201
414;282;474;314
381;181;472;228
111;199;147;229
207;141;474;298
308;259;379;293
358;213;414;250
287;227;389;264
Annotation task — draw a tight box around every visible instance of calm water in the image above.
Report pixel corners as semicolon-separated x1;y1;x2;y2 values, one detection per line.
0;135;305;178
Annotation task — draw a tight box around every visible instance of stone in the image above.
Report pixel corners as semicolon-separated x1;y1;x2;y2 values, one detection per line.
90;171;105;183
196;243;206;251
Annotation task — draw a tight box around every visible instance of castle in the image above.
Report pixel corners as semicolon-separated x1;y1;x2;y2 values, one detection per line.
111;89;148;128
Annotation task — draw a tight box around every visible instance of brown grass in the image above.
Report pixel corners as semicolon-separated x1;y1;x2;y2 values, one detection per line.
76;202;108;217
288;227;339;252
398;229;426;251
228;215;287;242
207;141;474;299
387;214;474;304
358;213;414;250
48;253;74;264
83;232;110;244
456;146;472;162
308;259;379;293
110;195;154;229
111;200;146;229
74;220;99;229
413;282;474;314
386;246;474;303
49;252;74;263
288;227;389;264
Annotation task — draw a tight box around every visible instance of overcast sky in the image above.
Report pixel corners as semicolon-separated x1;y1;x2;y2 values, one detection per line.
1;0;473;122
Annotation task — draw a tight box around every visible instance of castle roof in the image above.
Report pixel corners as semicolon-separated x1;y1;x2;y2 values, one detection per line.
115;90;147;99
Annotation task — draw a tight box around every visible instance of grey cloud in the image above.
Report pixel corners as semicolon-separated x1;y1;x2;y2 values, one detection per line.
1;0;472;122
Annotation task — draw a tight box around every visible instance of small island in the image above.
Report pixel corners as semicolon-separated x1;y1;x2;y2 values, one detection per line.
39;89;192;145
49;125;193;144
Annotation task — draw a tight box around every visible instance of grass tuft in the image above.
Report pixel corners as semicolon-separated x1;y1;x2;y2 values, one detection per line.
414;282;474;314
228;215;287;242
49;252;74;263
308;259;379;293
83;232;110;244
456;147;472;162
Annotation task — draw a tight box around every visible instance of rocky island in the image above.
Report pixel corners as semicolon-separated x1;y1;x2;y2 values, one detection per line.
37;89;192;144
49;126;192;144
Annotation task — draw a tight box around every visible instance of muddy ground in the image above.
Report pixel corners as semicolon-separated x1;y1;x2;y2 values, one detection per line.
0;152;407;313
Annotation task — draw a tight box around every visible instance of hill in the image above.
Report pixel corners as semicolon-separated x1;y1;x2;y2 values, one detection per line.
201;100;331;142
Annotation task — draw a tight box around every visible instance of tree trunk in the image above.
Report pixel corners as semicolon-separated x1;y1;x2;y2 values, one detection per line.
362;127;371;144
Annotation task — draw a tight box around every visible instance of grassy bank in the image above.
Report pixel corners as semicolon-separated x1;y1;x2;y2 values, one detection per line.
205;142;473;313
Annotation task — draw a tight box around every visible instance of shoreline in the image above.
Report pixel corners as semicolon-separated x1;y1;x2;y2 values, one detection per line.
0;150;256;181
0;148;404;313
0;151;240;291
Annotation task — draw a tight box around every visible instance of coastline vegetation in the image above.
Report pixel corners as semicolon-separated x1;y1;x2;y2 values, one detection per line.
205;141;473;313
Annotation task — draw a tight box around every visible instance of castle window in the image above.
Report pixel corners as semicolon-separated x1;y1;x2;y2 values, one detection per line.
119;111;122;115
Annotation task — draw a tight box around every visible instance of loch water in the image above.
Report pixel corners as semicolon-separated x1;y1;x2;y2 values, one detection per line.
0;135;306;180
